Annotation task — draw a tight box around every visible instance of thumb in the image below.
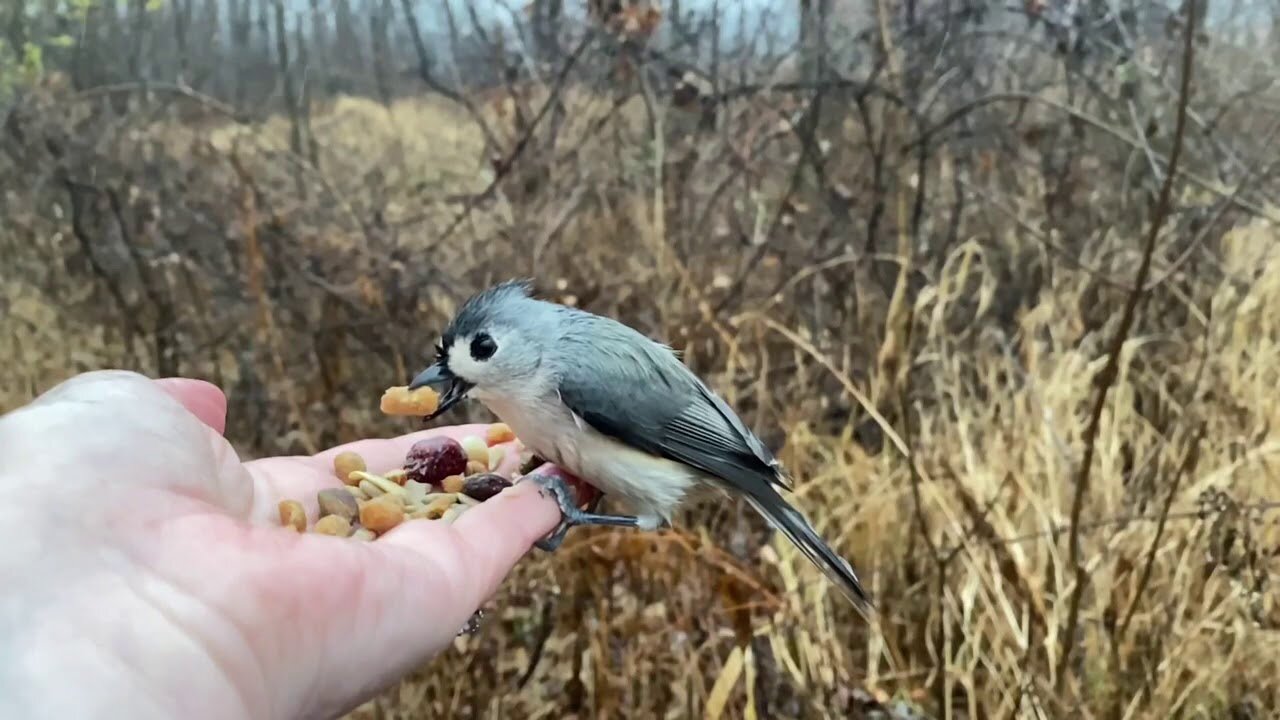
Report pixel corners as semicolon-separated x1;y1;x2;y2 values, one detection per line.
155;377;228;435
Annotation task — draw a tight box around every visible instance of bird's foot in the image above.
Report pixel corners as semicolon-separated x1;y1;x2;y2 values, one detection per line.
529;471;646;552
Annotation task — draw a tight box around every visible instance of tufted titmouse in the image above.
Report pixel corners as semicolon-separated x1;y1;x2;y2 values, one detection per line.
407;280;871;610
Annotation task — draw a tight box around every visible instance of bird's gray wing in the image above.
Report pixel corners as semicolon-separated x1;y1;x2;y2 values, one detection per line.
555;326;788;491
684;378;792;488
555;317;872;609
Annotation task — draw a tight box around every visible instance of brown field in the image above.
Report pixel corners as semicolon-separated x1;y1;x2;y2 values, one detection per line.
3;17;1280;718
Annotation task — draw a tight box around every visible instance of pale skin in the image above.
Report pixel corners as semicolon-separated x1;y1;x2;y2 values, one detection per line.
0;370;574;720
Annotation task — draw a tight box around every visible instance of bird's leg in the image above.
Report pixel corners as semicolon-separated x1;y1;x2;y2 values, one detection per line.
530;471;645;552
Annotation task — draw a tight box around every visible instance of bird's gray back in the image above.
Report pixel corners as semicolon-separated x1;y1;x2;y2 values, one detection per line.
550;309;786;493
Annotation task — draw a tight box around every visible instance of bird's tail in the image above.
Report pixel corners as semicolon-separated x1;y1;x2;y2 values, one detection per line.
743;486;874;613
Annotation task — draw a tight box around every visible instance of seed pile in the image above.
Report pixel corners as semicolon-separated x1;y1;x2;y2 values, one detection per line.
276;424;520;540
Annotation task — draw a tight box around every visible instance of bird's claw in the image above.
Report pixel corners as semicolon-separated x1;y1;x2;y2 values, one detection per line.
528;471;642;552
456;609;484;636
531;472;582;552
534;524;571;552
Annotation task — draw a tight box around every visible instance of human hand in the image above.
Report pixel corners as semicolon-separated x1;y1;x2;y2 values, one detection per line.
0;370;569;719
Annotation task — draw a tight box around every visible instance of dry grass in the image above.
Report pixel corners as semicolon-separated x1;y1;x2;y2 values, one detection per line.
4;55;1280;719
351;219;1279;720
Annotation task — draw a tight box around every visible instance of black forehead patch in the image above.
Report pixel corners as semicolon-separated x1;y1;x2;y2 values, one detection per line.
441;279;535;350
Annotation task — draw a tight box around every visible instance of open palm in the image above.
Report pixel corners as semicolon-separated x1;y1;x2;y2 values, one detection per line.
0;370;565;720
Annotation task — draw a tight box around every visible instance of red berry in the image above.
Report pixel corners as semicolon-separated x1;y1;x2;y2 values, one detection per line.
404;437;468;487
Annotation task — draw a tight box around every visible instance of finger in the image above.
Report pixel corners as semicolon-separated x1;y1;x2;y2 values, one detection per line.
1;370;253;513
18;369;157;410
238;468;564;711
229;465;577;713
376;465;566;606
216;472;565;716
155;378;228;435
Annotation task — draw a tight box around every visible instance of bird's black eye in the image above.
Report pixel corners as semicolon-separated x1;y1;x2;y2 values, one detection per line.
470;332;497;361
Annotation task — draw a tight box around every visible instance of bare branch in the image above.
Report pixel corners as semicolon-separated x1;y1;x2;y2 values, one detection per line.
1054;0;1200;689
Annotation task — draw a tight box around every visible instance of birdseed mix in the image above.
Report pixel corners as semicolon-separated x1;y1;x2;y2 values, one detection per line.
273;384;531;635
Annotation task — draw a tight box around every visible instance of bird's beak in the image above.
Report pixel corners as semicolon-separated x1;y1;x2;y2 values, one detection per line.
407;362;474;421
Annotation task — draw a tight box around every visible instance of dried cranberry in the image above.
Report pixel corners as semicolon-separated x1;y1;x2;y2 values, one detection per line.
404;436;468;487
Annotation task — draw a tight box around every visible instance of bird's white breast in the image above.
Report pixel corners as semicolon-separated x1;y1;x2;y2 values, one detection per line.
473;388;698;524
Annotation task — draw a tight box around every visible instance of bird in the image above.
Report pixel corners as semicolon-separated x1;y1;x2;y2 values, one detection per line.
407;279;872;611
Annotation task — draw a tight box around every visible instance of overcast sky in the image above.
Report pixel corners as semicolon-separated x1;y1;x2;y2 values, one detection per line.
273;0;1259;44
402;0;801;42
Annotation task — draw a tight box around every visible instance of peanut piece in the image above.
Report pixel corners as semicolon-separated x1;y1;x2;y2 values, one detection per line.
442;474;466;494
380;385;440;416
334;451;366;484
359;497;405;534
278;500;306;532
485;423;515;445
314;515;351;537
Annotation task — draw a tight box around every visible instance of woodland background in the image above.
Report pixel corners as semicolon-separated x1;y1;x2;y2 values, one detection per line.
2;0;1279;717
